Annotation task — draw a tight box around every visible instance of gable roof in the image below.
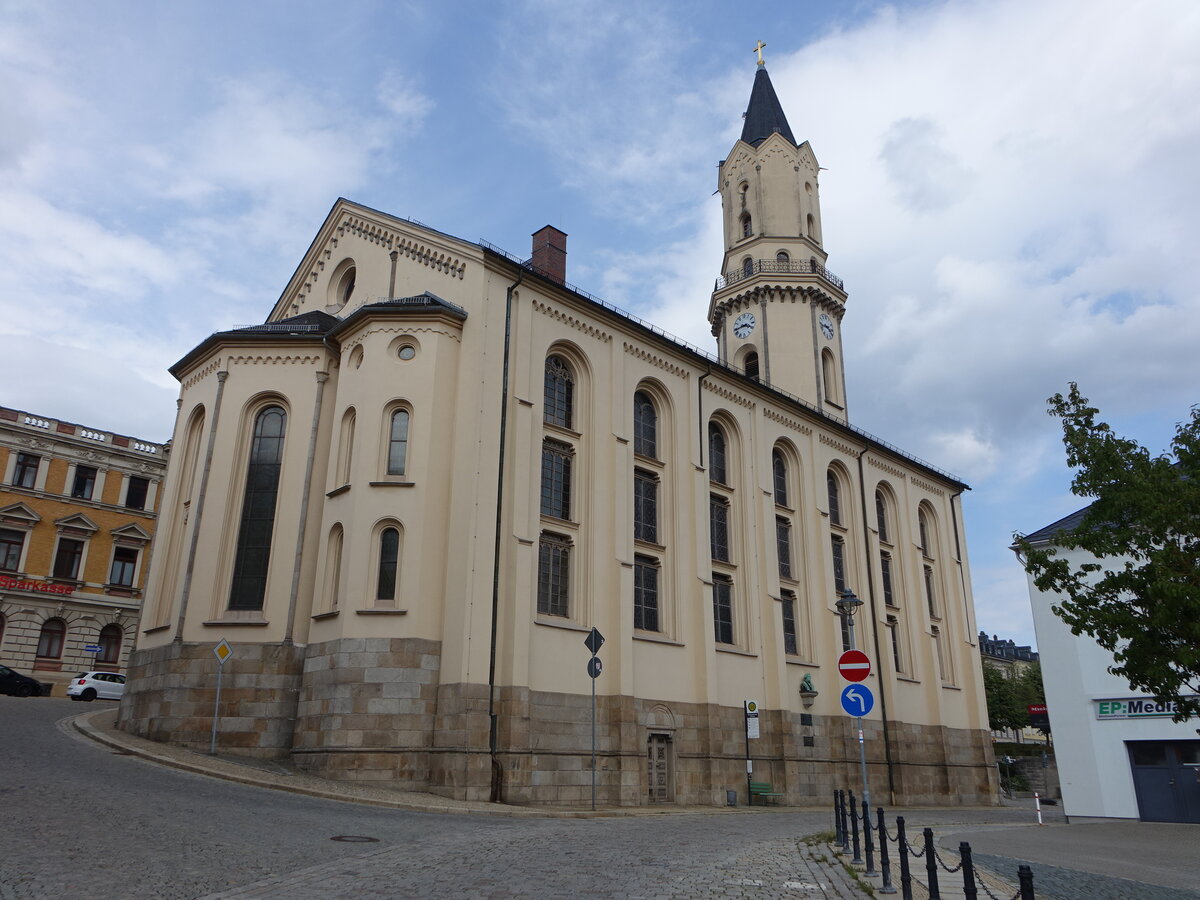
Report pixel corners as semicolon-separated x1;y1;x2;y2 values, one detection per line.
740;65;797;147
1019;502;1093;545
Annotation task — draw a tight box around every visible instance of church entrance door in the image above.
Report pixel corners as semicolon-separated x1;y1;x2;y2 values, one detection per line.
647;733;674;802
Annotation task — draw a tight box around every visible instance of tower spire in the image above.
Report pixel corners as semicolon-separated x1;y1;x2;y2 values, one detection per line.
739;61;795;147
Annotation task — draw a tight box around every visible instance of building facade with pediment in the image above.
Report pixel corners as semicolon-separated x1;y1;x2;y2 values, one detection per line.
0;406;167;693
121;62;996;807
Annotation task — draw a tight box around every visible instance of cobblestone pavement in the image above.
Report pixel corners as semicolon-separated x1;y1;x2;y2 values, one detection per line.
969;852;1200;900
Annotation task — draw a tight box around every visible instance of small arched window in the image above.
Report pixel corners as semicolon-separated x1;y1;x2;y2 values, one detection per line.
742;256;753;278
633;391;657;459
337;408;356;486
708;423;727;485
229;405;287;611
875;489;889;543
806;214;816;239
827;471;842;526
98;623;122;664
387;409;410;476
325;525;344;611
772;449;788;506
36;618;66;659
743;352;759;381
741;213;752;238
776;250;790;264
377;526;400;604
544;355;574;428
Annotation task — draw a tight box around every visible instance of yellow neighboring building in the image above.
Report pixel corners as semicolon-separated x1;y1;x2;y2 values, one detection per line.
121;60;996;807
0;406;168;693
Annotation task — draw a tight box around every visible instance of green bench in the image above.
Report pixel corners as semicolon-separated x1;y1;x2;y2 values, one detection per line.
749;781;784;805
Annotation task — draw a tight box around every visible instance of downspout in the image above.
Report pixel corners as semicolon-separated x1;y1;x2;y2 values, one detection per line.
697;367;711;466
488;269;522;802
856;449;897;804
284;365;330;645
175;368;228;642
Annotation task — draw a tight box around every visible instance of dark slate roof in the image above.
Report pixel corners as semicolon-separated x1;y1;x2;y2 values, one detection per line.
1020;502;1093;545
231;310;340;335
354;291;466;319
740;65;796;147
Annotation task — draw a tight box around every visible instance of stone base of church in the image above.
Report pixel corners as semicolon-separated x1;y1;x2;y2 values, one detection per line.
121;640;998;807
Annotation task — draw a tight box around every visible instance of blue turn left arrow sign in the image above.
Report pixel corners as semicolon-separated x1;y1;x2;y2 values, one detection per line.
840;684;875;717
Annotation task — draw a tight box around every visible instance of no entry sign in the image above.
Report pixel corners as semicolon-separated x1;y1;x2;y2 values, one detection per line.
837;649;871;682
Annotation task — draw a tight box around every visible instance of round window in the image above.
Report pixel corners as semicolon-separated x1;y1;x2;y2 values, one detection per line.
397;345;416;360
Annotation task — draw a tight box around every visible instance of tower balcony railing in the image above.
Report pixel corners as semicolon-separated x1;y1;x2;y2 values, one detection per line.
715;258;845;292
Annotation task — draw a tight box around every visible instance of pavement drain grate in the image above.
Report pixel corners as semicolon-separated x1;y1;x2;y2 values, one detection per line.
330;835;380;843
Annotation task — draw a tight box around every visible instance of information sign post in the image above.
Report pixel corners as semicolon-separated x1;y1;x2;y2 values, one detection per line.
210;639;233;756
744;700;759;803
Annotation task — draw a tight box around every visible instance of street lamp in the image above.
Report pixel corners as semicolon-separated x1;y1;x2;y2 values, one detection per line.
836;588;864;651
836;588;871;810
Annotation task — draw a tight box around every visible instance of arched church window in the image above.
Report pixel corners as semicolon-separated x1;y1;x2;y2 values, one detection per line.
741;214;752;239
806;214;816;239
229;405;287;611
377;526;400;603
772;449;788;506
776;250;789;264
633;391;657;459
827;470;842;526
387;409;410;476
708;423;727;485
822;349;838;404
741;256;753;278
544;356;574;429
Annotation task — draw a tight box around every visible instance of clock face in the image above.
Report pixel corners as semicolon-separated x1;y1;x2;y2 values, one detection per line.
733;312;756;339
819;313;835;340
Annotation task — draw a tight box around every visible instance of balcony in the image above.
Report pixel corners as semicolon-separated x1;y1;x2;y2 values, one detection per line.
715;258;844;292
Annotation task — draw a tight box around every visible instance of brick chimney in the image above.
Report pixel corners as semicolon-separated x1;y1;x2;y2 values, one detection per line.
530;225;567;283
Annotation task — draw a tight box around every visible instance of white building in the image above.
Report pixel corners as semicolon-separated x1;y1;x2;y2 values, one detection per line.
1019;506;1200;823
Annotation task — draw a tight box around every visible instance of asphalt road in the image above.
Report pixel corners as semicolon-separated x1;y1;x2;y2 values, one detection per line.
5;696;1197;899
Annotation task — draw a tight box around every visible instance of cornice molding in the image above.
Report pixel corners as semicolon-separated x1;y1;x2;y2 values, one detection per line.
532;300;612;344
763;407;812;436
623;342;689;379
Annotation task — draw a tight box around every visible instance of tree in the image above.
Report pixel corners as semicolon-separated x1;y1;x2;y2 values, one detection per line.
1016;384;1200;722
982;661;1046;733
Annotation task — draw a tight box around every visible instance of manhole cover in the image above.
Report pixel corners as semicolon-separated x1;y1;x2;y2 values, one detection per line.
330;835;379;843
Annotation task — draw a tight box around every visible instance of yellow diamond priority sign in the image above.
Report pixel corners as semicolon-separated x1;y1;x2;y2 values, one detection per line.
213;639;233;664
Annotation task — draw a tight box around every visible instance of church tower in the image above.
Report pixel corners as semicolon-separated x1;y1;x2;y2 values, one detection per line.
708;51;849;418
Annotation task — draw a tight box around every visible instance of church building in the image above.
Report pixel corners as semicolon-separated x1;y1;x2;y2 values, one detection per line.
121;58;996;807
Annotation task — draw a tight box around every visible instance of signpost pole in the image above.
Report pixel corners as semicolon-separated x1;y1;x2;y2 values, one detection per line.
837;591;871;811
745;702;751;805
210;662;223;756
591;649;596;812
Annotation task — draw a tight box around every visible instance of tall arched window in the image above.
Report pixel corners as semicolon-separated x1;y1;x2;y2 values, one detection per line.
325;524;344;611
229;405;286;611
807;214;816;239
772;449;788;506
97;624;122;665
741;214;752;239
36;618;66;659
708;422;727;485
377;526;400;604
918;508;932;557
875;489;889;543
827;471;842;526
544;355;574;428
336;407;356;486
633;391;657;459
387;409;410;476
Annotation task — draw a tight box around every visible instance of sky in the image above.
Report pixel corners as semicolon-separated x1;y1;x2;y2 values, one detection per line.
3;0;1198;650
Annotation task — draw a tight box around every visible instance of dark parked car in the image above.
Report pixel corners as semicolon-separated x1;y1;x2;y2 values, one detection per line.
0;665;43;697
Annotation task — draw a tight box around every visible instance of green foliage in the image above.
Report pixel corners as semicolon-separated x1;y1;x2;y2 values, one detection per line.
1016;384;1200;721
983;661;1045;732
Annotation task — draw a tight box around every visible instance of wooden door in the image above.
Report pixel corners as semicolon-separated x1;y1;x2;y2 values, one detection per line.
647;733;673;802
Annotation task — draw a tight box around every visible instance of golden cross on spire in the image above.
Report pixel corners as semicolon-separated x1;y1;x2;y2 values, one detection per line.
753;40;767;66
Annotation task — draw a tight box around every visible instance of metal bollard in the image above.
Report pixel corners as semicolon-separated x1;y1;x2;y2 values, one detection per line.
960;841;977;900
850;790;862;864
835;791;844;847
897;817;913;900
923;827;940;900
1018;864;1036;900
863;798;878;876
877;806;896;894
839;790;851;853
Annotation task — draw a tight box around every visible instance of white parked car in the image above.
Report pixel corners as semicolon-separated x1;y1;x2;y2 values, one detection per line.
67;671;126;701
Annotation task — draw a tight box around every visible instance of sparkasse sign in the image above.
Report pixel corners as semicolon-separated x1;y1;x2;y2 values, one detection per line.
1094;697;1198;720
